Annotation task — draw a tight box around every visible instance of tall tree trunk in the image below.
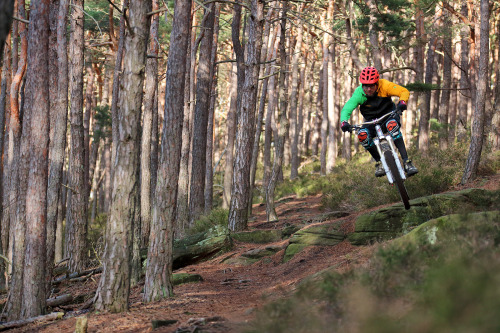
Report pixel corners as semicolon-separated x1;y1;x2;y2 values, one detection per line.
439;11;452;150
263;43;278;190
94;0;151;312
461;0;489;184
228;0;265;232
457;0;470;141
248;7;276;215
418;36;437;153
141;0;160;247
289;5;304;180
266;1;289;222
205;4;221;214
366;0;382;69
326;0;336;173
189;4;216;225
320;39;328;175
143;0;191;302
46;0;69;298
5;0;27;320
176;2;195;235
21;0;50;319
66;0;87;273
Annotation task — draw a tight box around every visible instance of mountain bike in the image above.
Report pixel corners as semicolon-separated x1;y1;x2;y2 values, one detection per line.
348;110;411;210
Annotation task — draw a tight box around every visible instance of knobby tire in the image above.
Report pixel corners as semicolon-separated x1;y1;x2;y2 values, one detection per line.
383;150;411;210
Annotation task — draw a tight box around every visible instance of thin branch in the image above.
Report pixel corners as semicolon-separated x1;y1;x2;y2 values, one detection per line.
12;16;29;24
106;0;122;13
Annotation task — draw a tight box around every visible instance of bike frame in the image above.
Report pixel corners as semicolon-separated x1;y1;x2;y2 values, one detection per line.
351;111;406;184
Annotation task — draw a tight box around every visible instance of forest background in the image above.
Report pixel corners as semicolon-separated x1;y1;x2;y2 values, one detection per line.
0;0;498;322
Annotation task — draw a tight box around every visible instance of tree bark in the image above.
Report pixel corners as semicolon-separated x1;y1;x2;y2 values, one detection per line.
228;0;265;232
143;0;191;302
46;0;69;299
265;1;289;222
21;0;50;319
5;0;27;320
94;0;151;312
418;36;437;153
439;11;452;150
141;0;160;247
289;5;304;179
66;0;87;273
189;3;216;225
461;0;489;184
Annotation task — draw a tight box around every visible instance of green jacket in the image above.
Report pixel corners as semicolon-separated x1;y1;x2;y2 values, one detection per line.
340;79;410;122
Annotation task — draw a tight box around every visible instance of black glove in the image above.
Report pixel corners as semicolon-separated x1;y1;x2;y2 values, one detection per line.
396;100;407;114
341;121;351;133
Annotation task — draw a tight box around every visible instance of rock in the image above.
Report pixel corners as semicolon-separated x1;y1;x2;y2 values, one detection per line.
348;188;500;245
172;273;203;286
241;244;285;259
394;210;500;247
288;221;345;246
173;234;233;269
231;229;282;243
283;244;308;263
152;319;177;329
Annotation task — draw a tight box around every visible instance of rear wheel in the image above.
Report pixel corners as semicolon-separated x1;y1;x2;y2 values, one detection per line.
384;150;411;209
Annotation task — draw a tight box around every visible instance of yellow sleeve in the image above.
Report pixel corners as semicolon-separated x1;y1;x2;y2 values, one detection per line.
378;79;410;103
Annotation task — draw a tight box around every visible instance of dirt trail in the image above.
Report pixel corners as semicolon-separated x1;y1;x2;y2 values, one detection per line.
8;174;500;333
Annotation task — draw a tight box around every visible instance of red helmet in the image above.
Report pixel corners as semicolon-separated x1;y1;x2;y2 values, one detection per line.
359;67;380;84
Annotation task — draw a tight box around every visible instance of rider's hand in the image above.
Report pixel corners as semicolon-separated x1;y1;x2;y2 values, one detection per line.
341;121;351;133
396;100;407;114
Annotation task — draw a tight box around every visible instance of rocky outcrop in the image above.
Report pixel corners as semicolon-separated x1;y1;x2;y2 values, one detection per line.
348;188;500;245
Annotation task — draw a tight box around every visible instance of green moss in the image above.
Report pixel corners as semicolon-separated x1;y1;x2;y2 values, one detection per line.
282;244;308;263
172;273;203;286
231;230;282;243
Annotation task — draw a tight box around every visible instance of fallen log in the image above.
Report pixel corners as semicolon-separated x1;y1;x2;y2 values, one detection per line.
47;294;73;307
0;312;64;331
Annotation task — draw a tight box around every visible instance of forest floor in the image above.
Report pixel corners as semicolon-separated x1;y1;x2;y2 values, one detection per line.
5;172;500;333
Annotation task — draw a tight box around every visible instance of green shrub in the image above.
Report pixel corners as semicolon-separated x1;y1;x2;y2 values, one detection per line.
186;208;229;236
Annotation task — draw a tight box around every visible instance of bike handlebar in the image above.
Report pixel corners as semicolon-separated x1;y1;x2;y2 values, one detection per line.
348;110;402;132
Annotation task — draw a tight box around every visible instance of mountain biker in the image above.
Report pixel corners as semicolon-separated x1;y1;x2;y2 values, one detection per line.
340;66;418;177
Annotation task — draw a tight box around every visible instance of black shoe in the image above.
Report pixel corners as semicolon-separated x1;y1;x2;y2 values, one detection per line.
404;159;418;177
375;162;385;177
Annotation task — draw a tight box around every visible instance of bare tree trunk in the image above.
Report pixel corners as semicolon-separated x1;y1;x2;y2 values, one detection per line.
366;0;382;69
461;0;489;184
21;0;50;319
289;4;304;180
189;4;216;226
222;61;238;210
320;38;328;175
248;7;276;215
263;47;278;190
46;0;69;299
228;0;265;232
418;36;437;153
439;11;452;150
326;0;336;173
143;0;191;302
266;1;289;222
141;0;160;247
457;0;470;141
176;3;195;235
94;0;151;312
5;0;27;320
205;4;220;214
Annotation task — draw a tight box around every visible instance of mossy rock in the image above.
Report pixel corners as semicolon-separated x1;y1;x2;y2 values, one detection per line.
173;234;233;269
172;273;203;286
349;189;499;245
289;221;345;246
283;244;308;263
231;229;282;243
394;210;500;247
241;244;285;259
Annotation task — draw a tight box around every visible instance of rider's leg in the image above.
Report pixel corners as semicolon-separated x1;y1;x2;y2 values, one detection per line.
385;117;418;176
358;127;385;177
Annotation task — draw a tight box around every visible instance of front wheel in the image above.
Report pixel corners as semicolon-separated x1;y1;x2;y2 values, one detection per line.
384;150;411;209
